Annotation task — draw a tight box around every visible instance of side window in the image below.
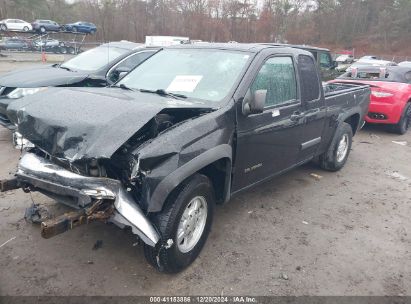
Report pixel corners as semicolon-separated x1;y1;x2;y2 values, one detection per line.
298;55;320;102
319;52;332;68
108;52;154;83
309;51;318;61
125;52;153;68
250;56;297;108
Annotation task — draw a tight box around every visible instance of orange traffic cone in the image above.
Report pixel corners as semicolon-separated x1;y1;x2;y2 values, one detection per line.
41;51;47;63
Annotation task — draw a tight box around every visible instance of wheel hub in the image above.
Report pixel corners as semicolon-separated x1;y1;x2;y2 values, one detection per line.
176;196;207;253
336;134;349;163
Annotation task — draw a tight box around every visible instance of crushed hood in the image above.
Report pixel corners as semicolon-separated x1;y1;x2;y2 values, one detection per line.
0;65;89;87
7;87;209;161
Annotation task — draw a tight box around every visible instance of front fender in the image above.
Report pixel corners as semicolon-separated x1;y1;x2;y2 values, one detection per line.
147;144;232;213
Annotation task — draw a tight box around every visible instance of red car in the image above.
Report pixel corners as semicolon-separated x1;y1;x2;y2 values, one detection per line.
331;66;411;134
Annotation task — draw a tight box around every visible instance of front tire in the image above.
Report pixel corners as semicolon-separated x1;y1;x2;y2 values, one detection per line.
392;103;411;135
319;122;353;172
23;26;29;32
144;174;215;273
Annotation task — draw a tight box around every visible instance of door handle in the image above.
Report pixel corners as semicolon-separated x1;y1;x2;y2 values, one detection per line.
290;111;304;122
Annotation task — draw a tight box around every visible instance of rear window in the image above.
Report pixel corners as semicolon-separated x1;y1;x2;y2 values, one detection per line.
298;55;320;102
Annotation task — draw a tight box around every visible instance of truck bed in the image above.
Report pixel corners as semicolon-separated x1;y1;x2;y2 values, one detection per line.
323;82;369;97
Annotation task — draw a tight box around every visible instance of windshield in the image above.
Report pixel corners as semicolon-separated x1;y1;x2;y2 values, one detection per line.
61;46;128;71
118;48;251;103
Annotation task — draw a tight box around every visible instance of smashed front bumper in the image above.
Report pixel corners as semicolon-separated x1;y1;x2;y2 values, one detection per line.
11;153;160;247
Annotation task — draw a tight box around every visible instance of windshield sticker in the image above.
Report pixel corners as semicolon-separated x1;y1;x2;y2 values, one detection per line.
167;75;203;92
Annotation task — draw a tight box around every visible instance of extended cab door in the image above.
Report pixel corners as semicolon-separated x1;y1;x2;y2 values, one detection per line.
232;52;306;192
295;54;326;163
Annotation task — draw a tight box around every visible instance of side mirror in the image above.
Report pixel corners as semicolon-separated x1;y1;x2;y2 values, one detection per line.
242;89;266;116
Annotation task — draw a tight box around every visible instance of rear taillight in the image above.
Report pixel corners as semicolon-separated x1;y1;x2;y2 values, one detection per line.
371;91;394;98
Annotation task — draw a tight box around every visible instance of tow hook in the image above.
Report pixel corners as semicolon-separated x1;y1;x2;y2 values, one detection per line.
41;200;115;239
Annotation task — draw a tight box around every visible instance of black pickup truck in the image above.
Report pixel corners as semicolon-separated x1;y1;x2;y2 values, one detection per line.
1;44;370;273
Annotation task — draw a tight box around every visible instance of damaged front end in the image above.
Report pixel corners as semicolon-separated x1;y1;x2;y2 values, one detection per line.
2;152;159;247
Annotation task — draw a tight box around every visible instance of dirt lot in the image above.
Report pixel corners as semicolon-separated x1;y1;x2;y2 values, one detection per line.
0;61;410;296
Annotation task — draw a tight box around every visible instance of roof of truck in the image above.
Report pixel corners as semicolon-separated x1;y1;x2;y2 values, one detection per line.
167;43;314;54
259;43;330;52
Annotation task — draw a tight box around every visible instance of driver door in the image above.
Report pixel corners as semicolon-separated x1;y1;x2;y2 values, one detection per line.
232;55;306;192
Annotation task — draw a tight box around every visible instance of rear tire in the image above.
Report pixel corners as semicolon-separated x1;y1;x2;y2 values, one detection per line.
40;26;46;33
143;174;215;273
392;103;411;135
319;122;353;172
0;24;6;31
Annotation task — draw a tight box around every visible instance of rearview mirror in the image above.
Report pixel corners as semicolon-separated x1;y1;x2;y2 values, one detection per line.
242;89;267;116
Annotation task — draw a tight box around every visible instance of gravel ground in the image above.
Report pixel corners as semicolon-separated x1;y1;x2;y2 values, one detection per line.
0;61;410;296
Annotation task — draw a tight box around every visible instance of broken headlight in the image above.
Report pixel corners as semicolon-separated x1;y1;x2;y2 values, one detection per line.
7;87;48;99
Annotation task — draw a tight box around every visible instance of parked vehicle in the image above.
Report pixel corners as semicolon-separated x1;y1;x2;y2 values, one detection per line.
32;38;65;53
333;66;411;134
63;21;96;34
1;44;370;273
359;55;380;61
346;60;397;72
32;20;61;33
0;19;32;32
0;37;30;50
399;61;411;68
0;41;158;130
262;44;339;80
356;58;396;66
336;54;354;64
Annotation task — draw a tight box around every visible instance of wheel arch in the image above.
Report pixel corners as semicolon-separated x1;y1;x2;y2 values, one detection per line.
344;113;361;135
147;144;232;213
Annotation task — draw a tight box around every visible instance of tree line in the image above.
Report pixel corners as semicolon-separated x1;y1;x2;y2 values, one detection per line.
1;0;410;55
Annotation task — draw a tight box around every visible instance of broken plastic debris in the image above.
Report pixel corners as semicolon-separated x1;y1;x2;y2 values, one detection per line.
392;141;407;146
92;240;103;251
0;236;16;249
388;172;409;181
310;173;323;181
